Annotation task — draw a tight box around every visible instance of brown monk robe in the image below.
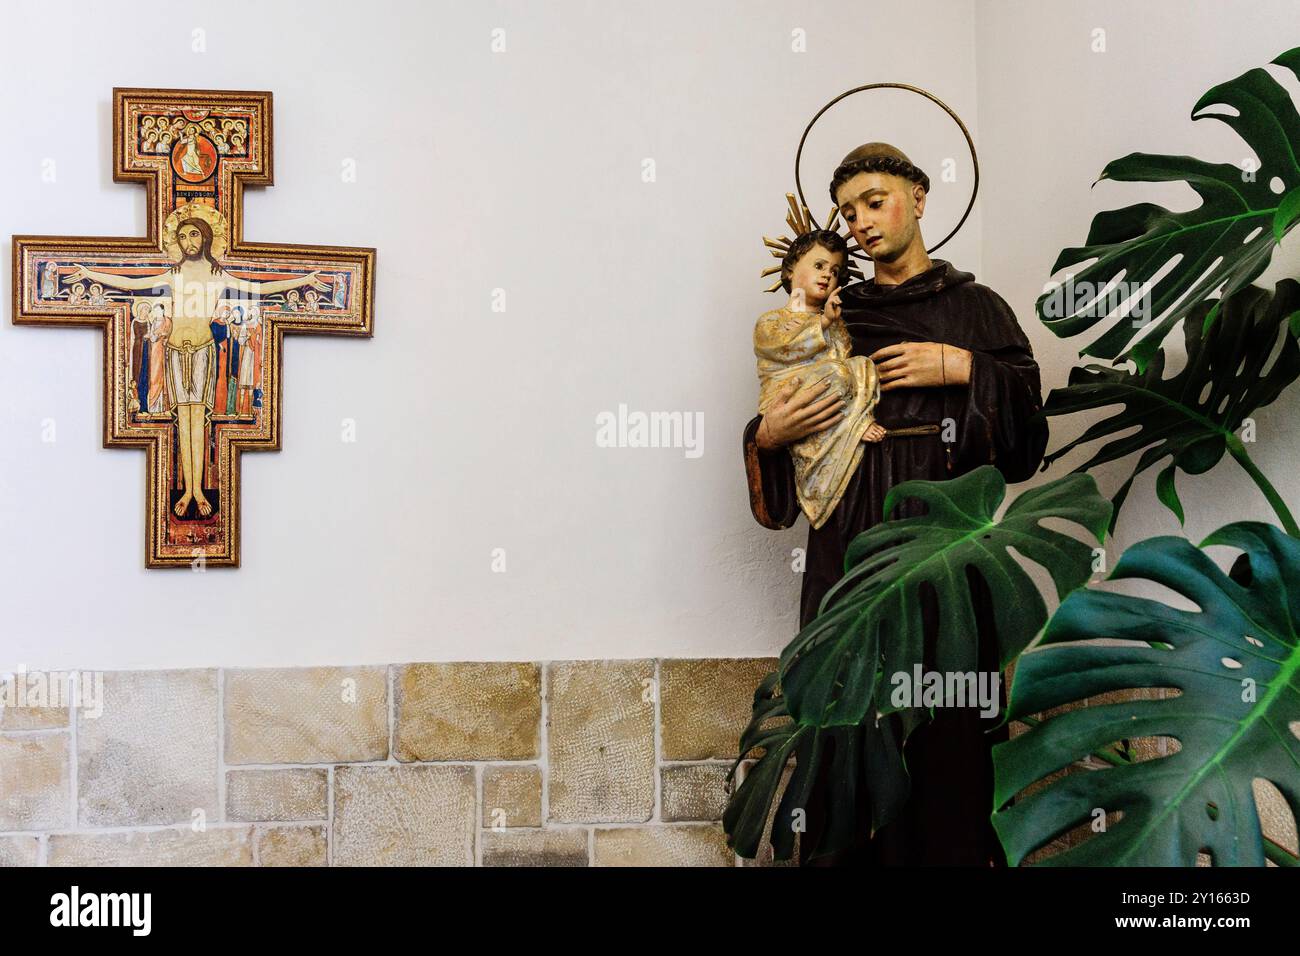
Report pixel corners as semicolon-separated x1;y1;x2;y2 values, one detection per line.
742;258;1049;865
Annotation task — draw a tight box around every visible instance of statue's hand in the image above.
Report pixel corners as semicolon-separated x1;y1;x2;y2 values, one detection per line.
67;265;92;283
869;341;973;390
304;271;330;292
757;376;843;449
824;285;842;325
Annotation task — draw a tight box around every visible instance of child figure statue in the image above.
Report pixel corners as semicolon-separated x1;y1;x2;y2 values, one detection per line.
753;227;886;530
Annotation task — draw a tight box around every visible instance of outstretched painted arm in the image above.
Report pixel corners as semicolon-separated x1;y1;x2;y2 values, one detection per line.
65;265;167;292
227;270;329;296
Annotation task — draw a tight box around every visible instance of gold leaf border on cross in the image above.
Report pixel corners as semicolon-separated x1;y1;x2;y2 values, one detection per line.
10;88;377;569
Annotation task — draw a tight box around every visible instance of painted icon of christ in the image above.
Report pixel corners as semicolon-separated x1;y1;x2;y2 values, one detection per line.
66;212;328;518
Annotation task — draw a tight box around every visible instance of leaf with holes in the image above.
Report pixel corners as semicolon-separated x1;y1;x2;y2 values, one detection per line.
777;466;1112;728
1037;47;1300;372
1039;280;1300;534
991;522;1300;866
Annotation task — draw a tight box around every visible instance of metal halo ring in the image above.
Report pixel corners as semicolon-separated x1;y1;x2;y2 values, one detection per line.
795;82;979;261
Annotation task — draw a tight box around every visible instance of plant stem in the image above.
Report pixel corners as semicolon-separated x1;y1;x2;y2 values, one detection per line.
1225;434;1299;536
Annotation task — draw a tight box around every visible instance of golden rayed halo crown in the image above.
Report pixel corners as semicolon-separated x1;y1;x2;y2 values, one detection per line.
760;192;864;293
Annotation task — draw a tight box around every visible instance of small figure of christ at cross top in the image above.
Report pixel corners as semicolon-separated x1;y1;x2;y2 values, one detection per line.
67;207;328;517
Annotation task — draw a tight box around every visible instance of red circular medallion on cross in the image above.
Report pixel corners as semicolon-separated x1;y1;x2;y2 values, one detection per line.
170;131;219;183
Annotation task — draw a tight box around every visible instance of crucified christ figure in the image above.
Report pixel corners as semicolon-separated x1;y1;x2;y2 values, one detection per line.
68;216;328;517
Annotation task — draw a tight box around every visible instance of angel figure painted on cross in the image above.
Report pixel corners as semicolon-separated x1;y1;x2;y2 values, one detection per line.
66;201;328;518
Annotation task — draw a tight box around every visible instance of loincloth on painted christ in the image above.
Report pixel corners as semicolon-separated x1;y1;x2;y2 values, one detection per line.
165;340;217;410
754;307;881;530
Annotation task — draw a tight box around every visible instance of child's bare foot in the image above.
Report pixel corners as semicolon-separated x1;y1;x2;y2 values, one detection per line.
862;422;887;443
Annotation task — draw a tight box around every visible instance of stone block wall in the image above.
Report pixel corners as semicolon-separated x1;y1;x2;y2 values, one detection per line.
6;657;1289;866
0;658;780;867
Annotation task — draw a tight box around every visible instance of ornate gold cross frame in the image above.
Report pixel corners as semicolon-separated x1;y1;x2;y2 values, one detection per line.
12;88;375;568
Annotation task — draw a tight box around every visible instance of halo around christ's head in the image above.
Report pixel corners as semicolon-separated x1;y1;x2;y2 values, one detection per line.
162;201;230;261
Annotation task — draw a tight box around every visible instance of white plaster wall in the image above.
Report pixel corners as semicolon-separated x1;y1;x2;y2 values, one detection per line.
0;0;982;669
13;1;1298;672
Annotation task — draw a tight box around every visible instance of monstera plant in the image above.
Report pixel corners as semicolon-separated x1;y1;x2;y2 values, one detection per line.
1038;47;1300;372
993;521;1300;866
725;468;1112;860
725;46;1300;865
1043;280;1300;535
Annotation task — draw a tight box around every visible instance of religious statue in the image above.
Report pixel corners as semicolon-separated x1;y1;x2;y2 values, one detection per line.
743;127;1049;865
753;214;885;530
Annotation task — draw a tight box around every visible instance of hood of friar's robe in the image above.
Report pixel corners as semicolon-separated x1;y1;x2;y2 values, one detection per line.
840;259;975;306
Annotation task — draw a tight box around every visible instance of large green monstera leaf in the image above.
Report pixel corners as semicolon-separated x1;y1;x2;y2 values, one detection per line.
778;466;1112;728
1037;47;1300;371
1039;280;1300;535
992;522;1300;866
722;671;922;862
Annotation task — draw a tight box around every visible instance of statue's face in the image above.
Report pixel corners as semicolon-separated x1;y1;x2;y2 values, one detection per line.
179;224;204;258
789;244;843;308
835;171;925;264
